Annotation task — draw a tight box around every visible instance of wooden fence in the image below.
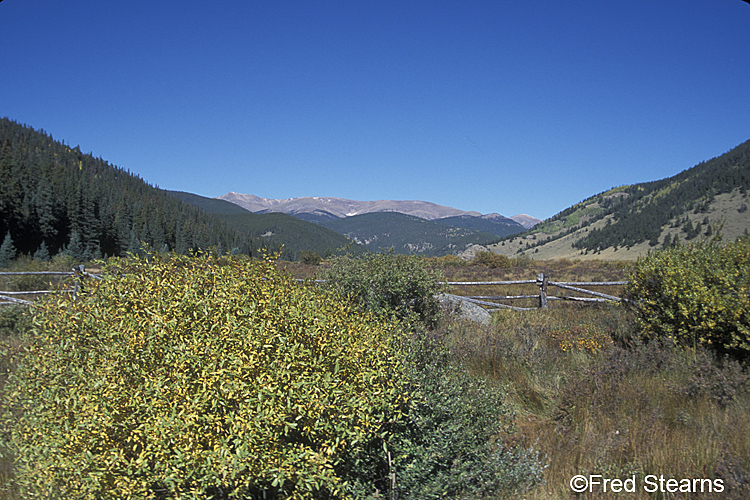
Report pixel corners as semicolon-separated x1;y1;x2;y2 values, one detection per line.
443;273;628;311
0;265;101;306
2;269;626;313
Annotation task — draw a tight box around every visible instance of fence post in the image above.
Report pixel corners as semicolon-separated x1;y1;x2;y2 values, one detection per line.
72;264;85;299
537;272;548;309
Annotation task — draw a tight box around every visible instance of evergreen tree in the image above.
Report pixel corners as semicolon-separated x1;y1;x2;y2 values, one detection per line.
65;230;85;261
0;118;250;258
662;233;673;248
33;241;51;261
0;231;16;268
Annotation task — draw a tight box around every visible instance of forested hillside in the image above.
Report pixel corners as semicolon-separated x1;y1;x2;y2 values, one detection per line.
167;191;364;260
433;214;525;238
493;138;750;259
320;212;501;255
0;118;249;259
571;138;750;251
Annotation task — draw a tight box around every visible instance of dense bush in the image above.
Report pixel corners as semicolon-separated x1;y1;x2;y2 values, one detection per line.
299;250;323;266
2;253;407;499
429;254;467;267
682;349;750;408
321;252;444;326
471;251;512;269
389;331;544;499
626;237;750;358
321;255;544;497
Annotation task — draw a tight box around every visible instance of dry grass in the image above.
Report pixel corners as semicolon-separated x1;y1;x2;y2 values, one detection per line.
438;297;750;499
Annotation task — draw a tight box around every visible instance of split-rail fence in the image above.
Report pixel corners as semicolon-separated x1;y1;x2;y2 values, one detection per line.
0;266;100;306
2;269;626;312
442;273;628;311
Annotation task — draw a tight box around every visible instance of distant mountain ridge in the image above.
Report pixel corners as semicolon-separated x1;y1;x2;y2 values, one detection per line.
318;212;507;256
217;192;534;256
218;192;540;224
218;192;484;220
165;191;364;260
433;214;529;237
509;214;542;229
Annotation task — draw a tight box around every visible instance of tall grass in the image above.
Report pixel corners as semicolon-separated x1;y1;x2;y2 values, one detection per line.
439;301;750;499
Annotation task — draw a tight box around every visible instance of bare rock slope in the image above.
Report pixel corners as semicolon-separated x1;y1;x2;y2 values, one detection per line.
218;192;483;220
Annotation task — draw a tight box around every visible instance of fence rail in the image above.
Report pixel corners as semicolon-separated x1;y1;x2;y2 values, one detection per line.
443;273;628;311
2;268;626;312
0;266;101;306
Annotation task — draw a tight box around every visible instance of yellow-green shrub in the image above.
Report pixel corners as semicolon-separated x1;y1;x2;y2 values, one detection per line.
3;253;406;499
626;237;750;358
471;251;512;269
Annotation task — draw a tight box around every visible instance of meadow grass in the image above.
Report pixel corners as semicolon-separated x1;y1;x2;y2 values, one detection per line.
438;299;750;499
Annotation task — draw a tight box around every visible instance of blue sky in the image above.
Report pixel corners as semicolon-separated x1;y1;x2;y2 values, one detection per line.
2;0;749;220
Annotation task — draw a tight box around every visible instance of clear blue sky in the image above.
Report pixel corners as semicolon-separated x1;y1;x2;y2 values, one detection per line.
2;0;749;220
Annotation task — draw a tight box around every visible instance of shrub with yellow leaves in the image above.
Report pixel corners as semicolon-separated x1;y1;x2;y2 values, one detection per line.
626;236;750;359
3;252;406;499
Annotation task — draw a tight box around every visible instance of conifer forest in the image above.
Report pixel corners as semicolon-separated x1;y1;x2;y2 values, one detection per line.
0;118;251;260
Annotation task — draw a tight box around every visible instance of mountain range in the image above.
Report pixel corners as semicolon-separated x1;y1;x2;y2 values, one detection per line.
316;212;505;255
164;191;363;259
217;192;540;228
173;192;531;257
213;193;535;255
3;116;748;263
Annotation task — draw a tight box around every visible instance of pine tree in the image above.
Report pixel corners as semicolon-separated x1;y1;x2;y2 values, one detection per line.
34;176;58;243
33;241;51;261
65;230;85;261
662;233;673;248
0;231;16;268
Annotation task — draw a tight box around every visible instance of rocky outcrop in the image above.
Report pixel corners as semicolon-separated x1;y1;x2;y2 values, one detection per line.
436;293;492;325
457;244;489;261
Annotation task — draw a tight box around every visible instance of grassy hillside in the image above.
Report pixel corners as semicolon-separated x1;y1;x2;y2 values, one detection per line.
320;211;501;256
492;138;750;260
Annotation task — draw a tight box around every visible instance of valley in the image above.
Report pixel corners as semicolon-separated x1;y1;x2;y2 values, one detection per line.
1;117;749;263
